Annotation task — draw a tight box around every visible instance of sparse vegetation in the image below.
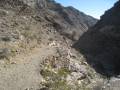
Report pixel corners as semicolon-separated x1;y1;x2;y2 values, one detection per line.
40;67;72;90
0;0;116;90
39;55;98;90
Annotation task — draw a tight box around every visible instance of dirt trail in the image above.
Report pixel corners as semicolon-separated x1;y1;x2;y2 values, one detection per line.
0;45;56;90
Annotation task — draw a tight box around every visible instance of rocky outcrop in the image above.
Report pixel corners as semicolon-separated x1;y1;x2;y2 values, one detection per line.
73;0;120;76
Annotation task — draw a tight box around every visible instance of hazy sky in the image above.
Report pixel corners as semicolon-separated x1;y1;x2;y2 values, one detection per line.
55;0;118;19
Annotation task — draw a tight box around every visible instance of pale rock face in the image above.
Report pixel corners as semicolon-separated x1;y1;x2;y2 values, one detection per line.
36;0;47;8
66;72;85;85
18;0;47;8
48;41;60;47
20;0;37;7
69;58;87;74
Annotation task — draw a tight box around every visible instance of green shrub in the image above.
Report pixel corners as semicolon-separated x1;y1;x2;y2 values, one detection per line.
40;68;72;90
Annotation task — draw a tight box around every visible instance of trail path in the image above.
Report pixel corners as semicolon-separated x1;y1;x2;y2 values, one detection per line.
0;46;56;90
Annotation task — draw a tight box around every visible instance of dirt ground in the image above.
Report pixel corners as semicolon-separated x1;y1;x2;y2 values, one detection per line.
0;45;56;90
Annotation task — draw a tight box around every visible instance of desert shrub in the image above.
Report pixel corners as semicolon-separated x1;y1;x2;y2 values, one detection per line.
1;36;11;42
40;68;72;90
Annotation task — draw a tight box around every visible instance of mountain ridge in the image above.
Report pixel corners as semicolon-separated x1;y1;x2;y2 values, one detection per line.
19;0;98;40
73;0;120;76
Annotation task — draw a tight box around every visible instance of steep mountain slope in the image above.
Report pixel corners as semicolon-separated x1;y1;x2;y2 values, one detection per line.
42;0;98;40
73;0;120;76
23;0;98;40
0;0;101;90
0;0;97;42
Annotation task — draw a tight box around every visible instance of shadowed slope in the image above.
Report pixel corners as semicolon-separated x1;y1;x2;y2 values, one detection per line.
73;0;120;77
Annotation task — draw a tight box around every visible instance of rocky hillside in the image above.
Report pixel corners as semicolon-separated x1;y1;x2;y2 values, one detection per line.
0;0;97;57
40;0;97;40
0;0;97;41
73;0;120;76
0;0;101;90
23;0;98;40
